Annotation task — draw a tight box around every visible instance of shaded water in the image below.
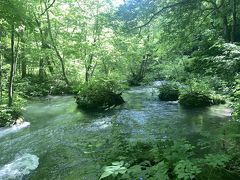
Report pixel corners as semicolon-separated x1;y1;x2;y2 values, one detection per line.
0;82;233;179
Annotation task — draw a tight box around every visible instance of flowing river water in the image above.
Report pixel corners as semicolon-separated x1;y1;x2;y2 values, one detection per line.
0;81;233;180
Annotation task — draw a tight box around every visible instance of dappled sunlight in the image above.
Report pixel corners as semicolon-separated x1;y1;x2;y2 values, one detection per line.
1;0;240;179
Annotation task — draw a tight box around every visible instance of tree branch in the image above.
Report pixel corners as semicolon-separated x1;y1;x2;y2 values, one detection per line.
134;0;193;29
40;0;56;16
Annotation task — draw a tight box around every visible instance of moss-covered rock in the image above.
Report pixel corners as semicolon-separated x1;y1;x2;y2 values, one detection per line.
211;95;226;105
179;92;212;108
76;79;125;111
158;83;180;101
0;105;23;127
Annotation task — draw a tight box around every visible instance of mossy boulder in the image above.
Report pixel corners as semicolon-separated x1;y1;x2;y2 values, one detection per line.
0;105;23;127
158;83;180;101
76;79;125;111
179;92;212;108
211;95;226;105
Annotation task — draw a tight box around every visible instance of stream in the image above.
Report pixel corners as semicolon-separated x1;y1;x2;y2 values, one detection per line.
0;81;233;180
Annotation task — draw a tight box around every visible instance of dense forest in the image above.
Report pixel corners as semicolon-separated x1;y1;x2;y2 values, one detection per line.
0;0;240;179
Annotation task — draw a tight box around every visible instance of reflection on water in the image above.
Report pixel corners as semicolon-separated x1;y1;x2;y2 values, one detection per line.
0;82;232;179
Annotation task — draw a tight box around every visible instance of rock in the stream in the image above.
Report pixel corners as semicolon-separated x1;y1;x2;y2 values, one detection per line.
75;79;125;111
179;92;212;108
158;83;180;101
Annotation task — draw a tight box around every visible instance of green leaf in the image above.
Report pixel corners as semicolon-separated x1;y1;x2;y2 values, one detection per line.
99;171;113;179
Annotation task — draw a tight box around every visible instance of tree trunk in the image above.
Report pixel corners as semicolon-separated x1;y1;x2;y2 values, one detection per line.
0;50;2;103
223;16;230;42
22;57;27;78
47;57;54;75
34;13;49;81
44;1;70;86
0;29;2;102
39;58;45;81
231;0;237;42
221;0;230;42
8;24;15;107
85;54;94;82
20;34;27;78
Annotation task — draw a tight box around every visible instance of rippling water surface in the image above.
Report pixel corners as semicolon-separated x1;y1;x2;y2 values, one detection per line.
0;81;232;179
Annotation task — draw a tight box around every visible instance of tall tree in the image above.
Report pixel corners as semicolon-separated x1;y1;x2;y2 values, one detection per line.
8;24;15;106
44;0;70;85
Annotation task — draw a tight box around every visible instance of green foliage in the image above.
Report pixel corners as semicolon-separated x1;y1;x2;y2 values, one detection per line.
76;78;124;111
211;94;226;105
174;160;201;180
127;141;155;164
163;139;195;164
233;79;240;100
187;43;240;82
158;83;180;101
120;161;169;180
100;161;127;179
183;78;212;94
232;103;240;120
15;76;72;97
147;161;169;180
204;154;231;168
179;79;226;108
0;105;22;127
127;74;144;86
99;135;238;180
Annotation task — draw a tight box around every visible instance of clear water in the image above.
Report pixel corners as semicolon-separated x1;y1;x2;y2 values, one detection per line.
0;82;233;180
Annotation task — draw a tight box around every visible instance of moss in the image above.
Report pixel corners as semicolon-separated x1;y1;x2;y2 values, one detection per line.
76;79;125;111
179;92;212;108
211;95;226;105
0;105;23;127
158;83;180;101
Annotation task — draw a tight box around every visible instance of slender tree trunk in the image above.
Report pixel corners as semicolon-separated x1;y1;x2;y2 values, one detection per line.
20;34;27;78
47;57;54;75
0;54;2;103
0;29;2;102
90;62;97;79
0;51;2;103
22;58;27;78
8;24;15;107
39;58;45;81
44;1;70;85
223;16;230;42
34;13;48;81
220;0;230;42
85;54;94;82
231;0;237;42
102;59;109;76
14;34;20;75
